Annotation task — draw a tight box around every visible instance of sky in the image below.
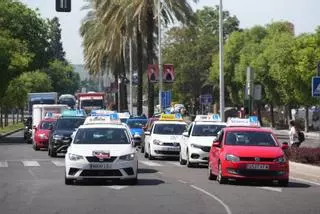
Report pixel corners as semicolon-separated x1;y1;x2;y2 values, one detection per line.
21;0;320;65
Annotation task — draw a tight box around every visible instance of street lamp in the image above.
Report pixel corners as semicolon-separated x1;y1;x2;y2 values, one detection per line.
219;0;225;121
158;0;163;113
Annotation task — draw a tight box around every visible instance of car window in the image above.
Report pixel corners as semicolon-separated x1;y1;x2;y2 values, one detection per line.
74;128;130;144
39;121;55;130
192;124;225;136
127;120;147;128
55;118;85;130
225;131;277;146
153;124;186;135
188;123;193;136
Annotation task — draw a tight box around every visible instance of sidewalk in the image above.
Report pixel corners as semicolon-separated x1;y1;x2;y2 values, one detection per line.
269;128;320;139
290;161;320;184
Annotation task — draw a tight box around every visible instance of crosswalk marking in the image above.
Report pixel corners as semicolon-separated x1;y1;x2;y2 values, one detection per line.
22;161;40;167
139;160;163;167
51;161;65;166
0;161;8;167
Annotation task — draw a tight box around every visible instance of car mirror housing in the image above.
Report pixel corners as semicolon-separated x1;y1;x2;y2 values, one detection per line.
212;141;220;147
182;132;189;137
144;131;150;136
281;142;289;150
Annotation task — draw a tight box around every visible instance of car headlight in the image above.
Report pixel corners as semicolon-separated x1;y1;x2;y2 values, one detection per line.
38;133;48;139
134;132;141;138
191;144;202;149
274;156;286;163
53;134;63;140
153;139;161;145
68;153;83;161
225;154;240;162
119;153;135;161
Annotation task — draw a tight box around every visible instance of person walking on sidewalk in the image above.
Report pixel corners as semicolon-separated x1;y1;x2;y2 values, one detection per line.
289;120;302;148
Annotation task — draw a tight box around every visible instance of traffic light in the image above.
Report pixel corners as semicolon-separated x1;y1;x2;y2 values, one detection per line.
56;0;71;12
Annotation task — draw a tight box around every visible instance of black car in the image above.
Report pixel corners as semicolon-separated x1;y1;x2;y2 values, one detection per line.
23;117;32;144
48;116;85;157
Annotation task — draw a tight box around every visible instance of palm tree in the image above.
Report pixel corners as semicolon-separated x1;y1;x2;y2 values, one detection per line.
81;0;198;115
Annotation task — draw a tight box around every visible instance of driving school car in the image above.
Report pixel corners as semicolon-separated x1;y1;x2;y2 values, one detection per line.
144;113;187;160
65;113;138;185
208;117;289;186
180;114;226;167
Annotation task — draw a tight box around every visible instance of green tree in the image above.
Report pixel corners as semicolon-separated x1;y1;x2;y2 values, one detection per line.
47;17;66;62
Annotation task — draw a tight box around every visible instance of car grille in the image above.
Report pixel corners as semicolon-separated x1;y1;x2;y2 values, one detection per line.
200;146;211;152
154;150;180;155
240;157;275;162
86;156;117;163
80;169;122;177
68;168;79;176
123;167;134;175
162;142;180;147
236;170;280;177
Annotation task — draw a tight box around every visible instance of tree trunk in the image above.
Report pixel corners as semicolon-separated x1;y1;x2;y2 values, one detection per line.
0;106;3;128
17;109;19;124
12;110;15;125
270;103;275;128
5;109;8;127
305;106;309;132
147;5;155;117
114;72;119;111
21;108;24;122
120;52;128;111
257;102;263;127
136;23;143;115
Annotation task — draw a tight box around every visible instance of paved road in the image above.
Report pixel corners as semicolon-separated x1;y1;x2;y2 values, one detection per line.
0;131;319;214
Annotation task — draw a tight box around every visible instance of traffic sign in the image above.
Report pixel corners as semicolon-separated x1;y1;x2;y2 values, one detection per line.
161;91;171;109
56;0;71;12
312;77;320;97
200;94;212;105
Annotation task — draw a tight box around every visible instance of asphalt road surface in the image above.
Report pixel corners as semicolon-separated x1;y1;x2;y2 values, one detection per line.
0;131;319;214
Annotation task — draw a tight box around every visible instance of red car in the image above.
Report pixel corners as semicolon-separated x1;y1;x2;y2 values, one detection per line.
208;125;289;186
33;118;57;151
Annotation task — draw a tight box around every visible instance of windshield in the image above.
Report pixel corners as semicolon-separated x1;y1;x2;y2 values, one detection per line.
127;120;147;129
192;124;225;136
74;128;130;144
225;131;277;147
59;98;75;107
39;121;55;130
81;100;103;107
55;118;85;130
153;124;186;135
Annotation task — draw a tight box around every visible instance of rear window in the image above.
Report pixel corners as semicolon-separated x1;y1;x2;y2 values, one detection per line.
74;128;130;144
225;131;277;147
39;121;55;130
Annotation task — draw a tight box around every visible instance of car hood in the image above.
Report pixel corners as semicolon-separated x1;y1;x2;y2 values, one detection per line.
224;146;284;158
130;128;143;135
35;130;50;136
53;130;74;137
189;136;217;146
153;134;183;142
68;144;135;157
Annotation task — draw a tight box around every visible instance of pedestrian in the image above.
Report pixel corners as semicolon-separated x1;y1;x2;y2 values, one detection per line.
289;120;301;148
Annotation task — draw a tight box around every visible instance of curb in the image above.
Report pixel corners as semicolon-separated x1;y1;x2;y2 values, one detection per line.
0;128;24;138
289;161;320;170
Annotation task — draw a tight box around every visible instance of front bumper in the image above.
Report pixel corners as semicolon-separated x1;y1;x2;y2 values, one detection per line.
188;146;211;164
65;156;138;180
52;138;72;153
222;161;289;180
150;145;180;157
35;139;49;148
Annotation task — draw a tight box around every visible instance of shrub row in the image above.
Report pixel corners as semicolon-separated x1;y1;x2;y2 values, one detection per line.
285;147;320;166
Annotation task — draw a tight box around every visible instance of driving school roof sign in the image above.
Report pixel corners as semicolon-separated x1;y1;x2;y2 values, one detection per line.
226;116;261;127
159;113;183;121
195;114;221;122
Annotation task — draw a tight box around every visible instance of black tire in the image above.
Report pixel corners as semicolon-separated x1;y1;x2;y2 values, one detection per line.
148;146;154;160
217;162;227;184
65;177;73;185
127;178;138;185
208;163;216;180
186;150;195;168
141;146;145;153
49;147;57;157
33;144;39;151
278;179;289;187
27;139;32;144
179;154;187;165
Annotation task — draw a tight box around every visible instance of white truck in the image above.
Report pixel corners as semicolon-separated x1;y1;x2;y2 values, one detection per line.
28;92;58;115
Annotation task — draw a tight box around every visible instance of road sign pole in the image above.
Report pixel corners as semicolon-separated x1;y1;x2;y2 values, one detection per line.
158;0;163;112
219;0;225;121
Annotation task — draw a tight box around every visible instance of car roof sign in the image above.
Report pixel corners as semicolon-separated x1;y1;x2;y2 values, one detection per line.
44;112;61;119
195;114;221;122
159;113;183;121
61;109;86;118
84;113;122;125
226;116;260;127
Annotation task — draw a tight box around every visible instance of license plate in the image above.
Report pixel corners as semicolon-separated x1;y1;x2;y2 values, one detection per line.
246;164;269;170
167;147;179;151
90;163;112;169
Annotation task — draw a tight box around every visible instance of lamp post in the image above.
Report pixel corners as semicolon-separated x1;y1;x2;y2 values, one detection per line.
219;0;225;121
158;0;163;113
129;38;133;114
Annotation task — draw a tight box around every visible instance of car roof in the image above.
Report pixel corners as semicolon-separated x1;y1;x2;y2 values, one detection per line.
194;121;226;126
78;123;128;129
154;120;187;125
127;118;148;122
223;126;273;133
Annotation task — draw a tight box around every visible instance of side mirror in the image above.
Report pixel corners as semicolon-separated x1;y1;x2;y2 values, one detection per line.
142;126;147;131
33;125;37;130
182;132;189;137
281;142;289;150
145;131;151;136
212;141;220;147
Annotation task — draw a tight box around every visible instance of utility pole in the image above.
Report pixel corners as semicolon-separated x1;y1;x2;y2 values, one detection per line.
158;0;163;113
129;38;133;114
219;0;225;121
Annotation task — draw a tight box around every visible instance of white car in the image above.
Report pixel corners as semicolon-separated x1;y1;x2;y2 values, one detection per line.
65;117;138;185
144;119;187;160
179;115;226;167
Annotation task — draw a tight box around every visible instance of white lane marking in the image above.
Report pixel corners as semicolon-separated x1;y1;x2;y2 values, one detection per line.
106;186;128;190
22;161;40;167
256;187;282;192
157;171;164;175
178;179;188;184
139;160;163;167
166;162;183;167
290;177;320;186
0;161;8;167
51;161;65;166
190;185;232;214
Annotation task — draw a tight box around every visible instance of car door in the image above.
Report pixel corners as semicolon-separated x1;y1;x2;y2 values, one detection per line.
145;123;154;154
209;130;224;174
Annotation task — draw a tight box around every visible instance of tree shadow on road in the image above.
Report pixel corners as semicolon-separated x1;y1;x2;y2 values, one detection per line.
0;136;25;144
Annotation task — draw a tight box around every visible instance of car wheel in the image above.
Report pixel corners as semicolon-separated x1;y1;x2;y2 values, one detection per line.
49;147;57;157
186;150;195;168
278;179;289;187
141;146;145;153
127;177;138;185
217;162;227;184
208;163;216;180
33;143;39;151
148;146;154;160
179;153;187;165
